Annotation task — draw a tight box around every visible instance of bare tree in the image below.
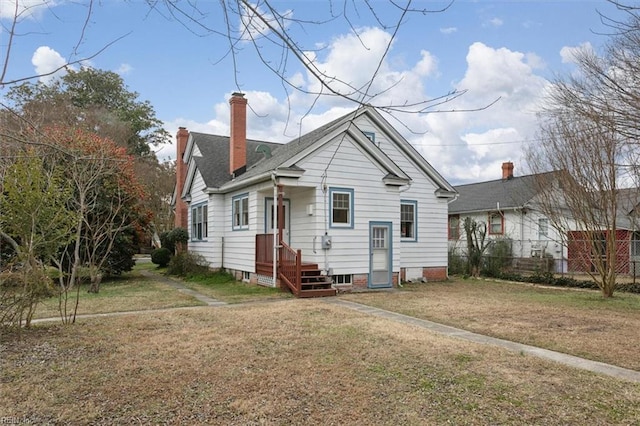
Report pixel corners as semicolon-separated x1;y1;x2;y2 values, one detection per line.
529;107;628;297
527;3;640;296
142;0;497;117
34;126;149;322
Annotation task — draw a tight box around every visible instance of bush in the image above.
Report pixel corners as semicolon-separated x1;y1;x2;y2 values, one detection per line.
159;231;175;254
151;248;172;267
159;227;189;254
169;227;189;244
167;252;210;277
448;249;468;275
482;238;512;278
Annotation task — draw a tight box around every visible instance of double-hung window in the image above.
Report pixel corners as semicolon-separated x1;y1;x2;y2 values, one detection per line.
400;200;417;241
191;203;208;241
488;212;503;235
329;187;354;228
538;218;549;239
448;215;460;240
232;193;249;230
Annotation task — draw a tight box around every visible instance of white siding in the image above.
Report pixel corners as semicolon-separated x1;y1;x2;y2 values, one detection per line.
450;210;567;263
222;183;270;273
295;135;401;275
356;115;450;277
187;171;217;267
184;110;452;280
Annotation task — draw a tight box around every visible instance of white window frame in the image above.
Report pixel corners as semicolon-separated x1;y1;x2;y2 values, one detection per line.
232;193;249;230
191;203;208;241
538;218;549;239
488;212;503;235
400;200;417;241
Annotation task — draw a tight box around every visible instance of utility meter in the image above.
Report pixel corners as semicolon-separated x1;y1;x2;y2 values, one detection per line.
321;235;332;249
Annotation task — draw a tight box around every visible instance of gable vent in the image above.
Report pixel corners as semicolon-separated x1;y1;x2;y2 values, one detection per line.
256;144;272;159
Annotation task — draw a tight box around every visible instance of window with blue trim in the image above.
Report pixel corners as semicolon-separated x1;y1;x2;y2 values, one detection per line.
191;203;208;241
232;194;249;230
401;200;417;241
363;131;375;143
329;187;354;228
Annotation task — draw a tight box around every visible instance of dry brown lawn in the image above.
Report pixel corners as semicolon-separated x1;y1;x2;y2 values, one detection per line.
3;274;640;424
32;271;205;320
2;300;640;425
342;278;640;371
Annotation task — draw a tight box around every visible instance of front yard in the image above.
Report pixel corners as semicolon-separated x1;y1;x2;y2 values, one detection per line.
343;278;640;371
1;271;639;424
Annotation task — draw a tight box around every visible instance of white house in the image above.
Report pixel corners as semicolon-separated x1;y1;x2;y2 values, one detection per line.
174;93;456;296
447;162;567;272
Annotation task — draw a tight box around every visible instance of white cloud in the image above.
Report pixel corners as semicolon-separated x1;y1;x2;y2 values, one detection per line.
411;42;550;183
116;63;132;75
0;0;54;20
440;27;457;34
239;2;293;41
484;17;503;28
162;33;550;186
298;27;438;109
412;50;438;77
31;46;67;83
560;42;593;64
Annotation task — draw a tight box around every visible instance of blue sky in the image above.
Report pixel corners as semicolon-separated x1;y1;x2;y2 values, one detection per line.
1;0;629;184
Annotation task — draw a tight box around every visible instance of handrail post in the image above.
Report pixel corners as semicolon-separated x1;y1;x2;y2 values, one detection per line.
296;249;302;294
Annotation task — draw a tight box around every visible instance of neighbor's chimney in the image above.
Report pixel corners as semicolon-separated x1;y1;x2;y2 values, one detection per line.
502;161;514;180
175;127;189;230
229;92;247;176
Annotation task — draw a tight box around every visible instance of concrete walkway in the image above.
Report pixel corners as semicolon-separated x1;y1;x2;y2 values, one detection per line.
31;267;640;384
138;270;227;307
322;298;640;384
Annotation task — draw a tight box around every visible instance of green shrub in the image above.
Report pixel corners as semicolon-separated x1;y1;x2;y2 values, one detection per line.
159;231;175;254
151;248;172;267
482;238;512;277
167;252;210;277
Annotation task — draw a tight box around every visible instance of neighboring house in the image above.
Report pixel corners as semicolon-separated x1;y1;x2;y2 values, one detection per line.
173;92;456;296
448;163;566;272
448;163;640;275
566;188;640;275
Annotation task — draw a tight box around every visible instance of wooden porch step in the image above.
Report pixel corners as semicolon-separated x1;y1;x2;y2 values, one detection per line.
298;288;337;298
299;263;336;297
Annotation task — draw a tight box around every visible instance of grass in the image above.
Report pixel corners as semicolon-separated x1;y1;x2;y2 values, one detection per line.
32;263;205;320
177;271;292;304
342;277;640;371
3;268;640;423
2;301;639;424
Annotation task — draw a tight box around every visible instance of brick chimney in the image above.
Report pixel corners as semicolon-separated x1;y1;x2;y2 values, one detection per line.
502;161;514;180
175;127;189;230
229;92;247;176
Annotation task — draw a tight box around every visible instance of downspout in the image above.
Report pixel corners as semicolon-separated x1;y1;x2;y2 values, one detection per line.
321;175;329;274
521;207;525;258
271;172;278;287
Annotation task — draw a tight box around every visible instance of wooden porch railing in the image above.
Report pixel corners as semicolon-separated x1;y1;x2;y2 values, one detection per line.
255;233;301;295
255;234;274;276
279;241;301;296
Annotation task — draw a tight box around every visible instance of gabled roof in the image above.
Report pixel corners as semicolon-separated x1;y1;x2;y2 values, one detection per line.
449;174;544;214
189;133;281;189
182;105;455;197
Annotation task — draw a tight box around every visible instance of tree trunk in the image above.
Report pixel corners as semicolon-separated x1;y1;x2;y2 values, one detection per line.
88;272;103;294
